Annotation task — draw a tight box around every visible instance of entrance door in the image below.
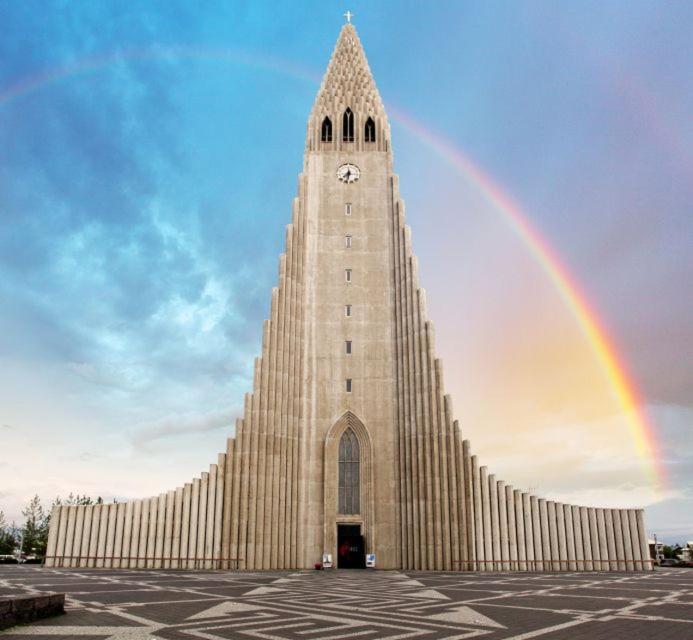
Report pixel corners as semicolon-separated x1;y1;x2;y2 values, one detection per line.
337;524;365;568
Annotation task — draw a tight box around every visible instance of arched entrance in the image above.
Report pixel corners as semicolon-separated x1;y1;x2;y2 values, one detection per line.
323;411;374;568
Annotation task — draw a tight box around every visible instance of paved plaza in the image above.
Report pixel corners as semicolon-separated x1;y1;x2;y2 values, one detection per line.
0;566;691;639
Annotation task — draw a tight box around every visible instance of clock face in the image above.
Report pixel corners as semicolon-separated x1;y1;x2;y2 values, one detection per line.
337;163;360;183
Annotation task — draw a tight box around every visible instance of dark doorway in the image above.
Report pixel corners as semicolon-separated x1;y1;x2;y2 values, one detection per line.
337;524;365;568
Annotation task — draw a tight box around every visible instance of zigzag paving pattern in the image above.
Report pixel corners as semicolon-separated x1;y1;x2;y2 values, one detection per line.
1;567;691;639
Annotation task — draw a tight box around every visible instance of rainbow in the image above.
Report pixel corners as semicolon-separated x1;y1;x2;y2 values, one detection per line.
0;46;664;488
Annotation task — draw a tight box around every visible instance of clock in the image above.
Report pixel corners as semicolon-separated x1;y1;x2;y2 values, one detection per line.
337;163;360;183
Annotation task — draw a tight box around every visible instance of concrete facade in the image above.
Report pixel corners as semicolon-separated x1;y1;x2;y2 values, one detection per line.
45;23;650;571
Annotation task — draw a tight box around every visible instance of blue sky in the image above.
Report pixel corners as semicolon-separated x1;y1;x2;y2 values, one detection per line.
0;1;691;543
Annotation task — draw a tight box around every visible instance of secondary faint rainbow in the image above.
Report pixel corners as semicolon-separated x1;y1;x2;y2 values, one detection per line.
0;46;664;488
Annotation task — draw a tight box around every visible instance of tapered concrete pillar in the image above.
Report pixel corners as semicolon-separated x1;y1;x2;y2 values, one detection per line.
130;500;142;569
112;503;125;568
498;480;509;570
506;485;517;571
620;509;634;571
588;508;600;572
539;499;550;572
480;467;492;570
556;503;567;571
564;504;576;571
121;501;134;569
596;508;608;571
579;507;592;570
531;496;542;571
571;505;584;571
636;510;651;570
44;506;61;567
612;509;626;571
547;501;559;571
472;456;484;571
522;494;534;571
627;510;642;571
604;508;617;571
163;490;175;569
514;490;526;571
96;505;109;568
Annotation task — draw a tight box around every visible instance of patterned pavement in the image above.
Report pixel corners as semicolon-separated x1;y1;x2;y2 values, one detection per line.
0;566;691;639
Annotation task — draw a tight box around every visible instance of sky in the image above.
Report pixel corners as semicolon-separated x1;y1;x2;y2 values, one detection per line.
0;1;691;543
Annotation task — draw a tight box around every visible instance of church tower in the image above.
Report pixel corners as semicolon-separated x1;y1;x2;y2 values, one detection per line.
45;21;651;572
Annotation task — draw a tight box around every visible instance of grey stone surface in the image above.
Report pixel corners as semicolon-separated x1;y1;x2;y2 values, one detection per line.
0;566;690;639
0;591;64;630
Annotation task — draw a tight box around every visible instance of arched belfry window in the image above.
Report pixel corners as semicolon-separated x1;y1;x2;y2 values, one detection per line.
364;117;375;143
338;428;360;514
321;116;332;142
342;108;354;143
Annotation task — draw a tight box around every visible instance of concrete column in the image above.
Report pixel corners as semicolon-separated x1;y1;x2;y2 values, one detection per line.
453;424;466;571
588;508;600;572
163;490;175;569
556;502;567;571
172;487;183;569
63;506;77;568
604;508;617;571
506;485;517;571
489;474;500;571
498;480;509;570
531;496;542;571
221;438;235;570
137;499;149;569
80;505;94;569
147;498;159;569
564;504;576;571
44;506;61;567
628;510;643;571
121;501;134;569
205;465;217;569
462;440;475;570
636;510;651;570
96;504;109;569
539;499;550;572
514;490;526;571
472;456;484;571
579;507;592;571
214;454;225;569
189;478;200;569
196;473;209;570
87;505;100;568
104;505;117;568
596;508;609;571
112;503;126;568
480;466;492;570
547;501;559;571
443;396;459;572
129;500;142;569
181;483;192;569
522;494;534;571
72;507;86;568
620;509;634;571
153;494;165;569
612;509;626;571
571;505;584;571
230;418;246;569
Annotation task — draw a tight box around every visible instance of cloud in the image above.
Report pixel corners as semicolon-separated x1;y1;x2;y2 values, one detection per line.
131;407;239;447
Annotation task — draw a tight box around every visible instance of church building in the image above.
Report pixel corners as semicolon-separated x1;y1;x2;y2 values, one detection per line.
45;22;650;572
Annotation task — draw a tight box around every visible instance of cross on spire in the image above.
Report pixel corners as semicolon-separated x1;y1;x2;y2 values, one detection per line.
344;10;353;24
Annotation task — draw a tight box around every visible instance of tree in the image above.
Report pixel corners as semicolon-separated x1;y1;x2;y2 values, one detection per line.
21;495;49;556
0;511;19;555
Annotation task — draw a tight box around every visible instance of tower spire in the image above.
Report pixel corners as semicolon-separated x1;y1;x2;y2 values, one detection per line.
306;23;390;152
